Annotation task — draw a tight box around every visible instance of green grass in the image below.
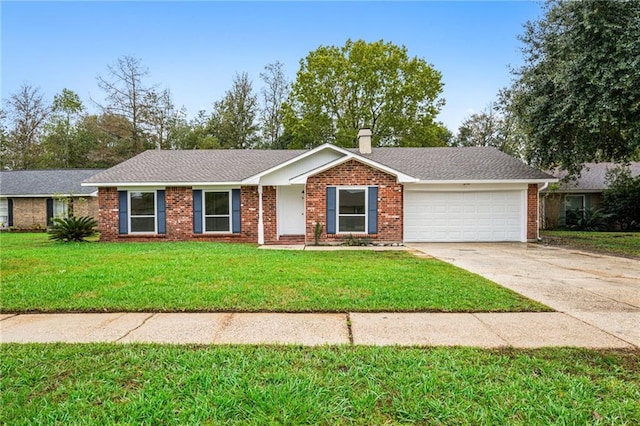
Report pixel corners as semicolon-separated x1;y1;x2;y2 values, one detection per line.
541;230;640;258
0;233;547;313
1;344;638;424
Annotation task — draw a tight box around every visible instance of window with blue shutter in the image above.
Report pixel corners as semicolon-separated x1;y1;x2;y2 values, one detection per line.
367;186;378;234
326;187;336;234
118;191;128;234
157;190;166;234
232;189;241;233
193;190;203;233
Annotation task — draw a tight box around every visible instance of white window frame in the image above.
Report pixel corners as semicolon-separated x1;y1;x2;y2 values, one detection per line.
0;199;8;227
336;186;368;234
129;191;157;234
53;198;69;220
203;190;232;233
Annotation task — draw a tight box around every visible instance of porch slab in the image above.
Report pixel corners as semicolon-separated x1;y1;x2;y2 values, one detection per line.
214;313;349;345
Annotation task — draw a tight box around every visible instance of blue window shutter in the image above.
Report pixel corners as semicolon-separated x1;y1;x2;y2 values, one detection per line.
157;190;166;234
368;186;378;234
8;199;13;226
118;191;128;234
326;187;336;234
46;198;54;226
231;189;241;233
193;190;203;234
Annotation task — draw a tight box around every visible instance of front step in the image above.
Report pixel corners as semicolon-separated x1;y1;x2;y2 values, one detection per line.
270;235;305;245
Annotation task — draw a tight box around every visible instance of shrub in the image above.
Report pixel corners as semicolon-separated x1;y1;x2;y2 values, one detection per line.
602;166;640;230
566;208;613;231
48;216;98;242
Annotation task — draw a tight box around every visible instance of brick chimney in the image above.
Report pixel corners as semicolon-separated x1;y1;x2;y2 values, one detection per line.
357;128;372;154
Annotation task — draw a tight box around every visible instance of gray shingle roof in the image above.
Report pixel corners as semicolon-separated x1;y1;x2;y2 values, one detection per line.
546;162;640;192
84;146;553;185
355;147;553;181
0;169;105;196
84;150;306;184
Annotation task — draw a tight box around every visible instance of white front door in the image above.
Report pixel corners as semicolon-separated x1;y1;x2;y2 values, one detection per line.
278;185;305;235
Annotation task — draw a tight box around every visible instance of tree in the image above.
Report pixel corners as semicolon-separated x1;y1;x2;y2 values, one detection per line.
283;39;447;149
511;0;640;175
142;88;178;150
453;93;525;159
41;88;85;168
602;166;640;230
0;84;50;169
211;72;259;149
75;113;136;168
96;56;154;154
259;61;290;149
170;110;219;150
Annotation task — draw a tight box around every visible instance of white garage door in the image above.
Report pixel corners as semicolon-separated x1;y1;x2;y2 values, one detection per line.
404;190;525;242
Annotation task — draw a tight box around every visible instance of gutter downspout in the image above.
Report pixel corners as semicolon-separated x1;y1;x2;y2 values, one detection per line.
538;182;550;240
258;185;264;245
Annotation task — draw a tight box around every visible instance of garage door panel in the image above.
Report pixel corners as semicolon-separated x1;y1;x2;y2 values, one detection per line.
404;190;525;242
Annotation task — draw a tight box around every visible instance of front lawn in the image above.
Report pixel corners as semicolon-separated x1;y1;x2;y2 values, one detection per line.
541;230;640;258
1;344;638;424
0;233;546;313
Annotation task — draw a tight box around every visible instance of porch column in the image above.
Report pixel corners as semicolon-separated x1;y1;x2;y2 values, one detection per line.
258;184;264;245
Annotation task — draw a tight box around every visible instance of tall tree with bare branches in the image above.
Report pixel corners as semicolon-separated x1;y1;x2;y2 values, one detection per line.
0;84;50;169
259;61;290;148
96;56;153;155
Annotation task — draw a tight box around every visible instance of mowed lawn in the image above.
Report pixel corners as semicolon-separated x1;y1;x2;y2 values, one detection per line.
0;233;546;313
541;230;640;258
1;344;638;424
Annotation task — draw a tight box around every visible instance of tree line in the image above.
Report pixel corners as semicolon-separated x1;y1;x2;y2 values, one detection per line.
0;40;451;170
451;0;640;175
3;1;639;174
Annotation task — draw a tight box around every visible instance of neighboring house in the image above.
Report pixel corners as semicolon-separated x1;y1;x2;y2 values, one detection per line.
0;169;105;229
83;130;555;244
540;162;640;229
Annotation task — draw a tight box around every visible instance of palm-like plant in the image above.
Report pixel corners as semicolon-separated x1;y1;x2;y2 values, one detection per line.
48;216;98;242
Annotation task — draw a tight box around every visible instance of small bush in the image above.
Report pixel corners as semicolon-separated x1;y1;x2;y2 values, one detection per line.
48;216;98;242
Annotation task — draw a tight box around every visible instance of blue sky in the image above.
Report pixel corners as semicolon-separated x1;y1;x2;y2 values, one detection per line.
1;1;543;133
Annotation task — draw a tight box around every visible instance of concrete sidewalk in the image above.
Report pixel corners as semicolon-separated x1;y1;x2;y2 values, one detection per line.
0;311;634;348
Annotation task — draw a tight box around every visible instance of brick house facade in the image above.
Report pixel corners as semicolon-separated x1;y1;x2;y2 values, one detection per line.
85;141;554;244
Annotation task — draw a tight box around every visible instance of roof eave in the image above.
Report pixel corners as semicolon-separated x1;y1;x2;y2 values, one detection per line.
410;178;558;185
82;181;244;188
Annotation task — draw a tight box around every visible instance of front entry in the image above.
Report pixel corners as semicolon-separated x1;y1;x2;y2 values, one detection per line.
278;185;305;236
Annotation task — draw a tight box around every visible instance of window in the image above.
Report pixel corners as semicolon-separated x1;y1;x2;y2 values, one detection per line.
53;199;68;220
338;188;366;233
129;191;156;233
0;199;8;227
204;191;231;232
564;195;585;226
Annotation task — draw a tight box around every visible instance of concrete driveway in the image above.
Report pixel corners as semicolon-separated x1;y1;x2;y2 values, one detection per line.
407;243;640;347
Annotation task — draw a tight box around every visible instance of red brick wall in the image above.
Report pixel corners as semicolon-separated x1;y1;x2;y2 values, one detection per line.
98;188;119;241
165;187;192;240
99;186;270;243
527;184;538;241
305;159;403;244
262;186;278;243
